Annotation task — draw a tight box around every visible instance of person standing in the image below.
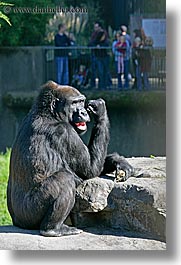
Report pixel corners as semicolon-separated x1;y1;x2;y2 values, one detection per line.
120;25;131;88
120;25;131;47
139;37;153;90
90;30;110;90
88;22;103;88
112;31;122;89
115;35;127;89
68;32;78;85
132;37;142;90
55;23;71;85
113;33;130;90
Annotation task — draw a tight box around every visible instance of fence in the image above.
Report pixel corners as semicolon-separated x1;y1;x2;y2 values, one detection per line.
43;46;166;90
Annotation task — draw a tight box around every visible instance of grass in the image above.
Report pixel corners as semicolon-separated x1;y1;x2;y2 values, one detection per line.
0;149;12;225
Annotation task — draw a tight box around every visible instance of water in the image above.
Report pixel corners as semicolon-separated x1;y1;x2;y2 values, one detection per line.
0;107;165;157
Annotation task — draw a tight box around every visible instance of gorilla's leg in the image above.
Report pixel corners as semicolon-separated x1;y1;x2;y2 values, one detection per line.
39;172;82;237
11;171;82;236
101;153;134;181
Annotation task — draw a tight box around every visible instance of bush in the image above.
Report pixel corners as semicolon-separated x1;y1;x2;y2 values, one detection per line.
0;149;12;225
0;0;54;46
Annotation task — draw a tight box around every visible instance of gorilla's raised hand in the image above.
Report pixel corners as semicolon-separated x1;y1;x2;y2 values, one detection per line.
87;99;106;120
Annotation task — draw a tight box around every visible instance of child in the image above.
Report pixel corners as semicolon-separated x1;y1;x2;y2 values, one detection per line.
115;35;127;74
72;65;87;89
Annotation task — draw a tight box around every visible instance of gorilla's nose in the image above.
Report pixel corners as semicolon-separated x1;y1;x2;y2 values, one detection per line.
78;108;90;122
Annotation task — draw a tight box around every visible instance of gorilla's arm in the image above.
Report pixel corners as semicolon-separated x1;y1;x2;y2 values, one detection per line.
87;105;109;177
66;99;110;180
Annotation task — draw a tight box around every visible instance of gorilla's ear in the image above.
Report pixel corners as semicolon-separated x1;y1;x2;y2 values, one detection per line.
51;98;65;114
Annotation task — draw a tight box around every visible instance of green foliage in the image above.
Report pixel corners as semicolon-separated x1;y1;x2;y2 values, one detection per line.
0;0;54;46
3;91;36;109
150;155;155;159
45;5;88;45
0;11;11;26
46;1;102;45
0;149;12;225
0;0;103;46
143;0;166;14
0;1;14;27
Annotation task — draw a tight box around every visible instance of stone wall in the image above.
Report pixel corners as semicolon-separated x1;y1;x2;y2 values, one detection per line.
0;47;44;95
69;157;166;242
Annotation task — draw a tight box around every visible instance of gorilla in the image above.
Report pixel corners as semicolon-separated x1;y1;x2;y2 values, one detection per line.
7;81;133;237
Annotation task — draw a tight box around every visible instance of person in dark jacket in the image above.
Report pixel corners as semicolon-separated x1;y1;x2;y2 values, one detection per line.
89;30;110;90
55;24;71;85
139;37;153;89
132;37;142;90
88;22;103;88
132;36;153;90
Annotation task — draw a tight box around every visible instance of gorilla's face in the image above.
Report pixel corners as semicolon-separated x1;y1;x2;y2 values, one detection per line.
46;83;90;135
66;95;90;135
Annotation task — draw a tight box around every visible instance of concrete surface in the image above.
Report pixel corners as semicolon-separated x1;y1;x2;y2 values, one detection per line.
0;226;166;250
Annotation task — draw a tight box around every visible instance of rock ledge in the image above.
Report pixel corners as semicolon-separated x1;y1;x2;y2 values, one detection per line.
71;157;166;242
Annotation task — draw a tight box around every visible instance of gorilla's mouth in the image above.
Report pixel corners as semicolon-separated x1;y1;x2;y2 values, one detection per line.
74;122;87;131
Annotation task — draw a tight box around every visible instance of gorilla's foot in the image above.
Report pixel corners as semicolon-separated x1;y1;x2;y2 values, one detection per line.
40;224;83;237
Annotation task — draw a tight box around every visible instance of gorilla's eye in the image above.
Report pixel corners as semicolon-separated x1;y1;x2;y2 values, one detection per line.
72;100;85;106
72;101;77;105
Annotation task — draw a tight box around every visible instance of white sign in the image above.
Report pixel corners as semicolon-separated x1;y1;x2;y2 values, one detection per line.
142;19;166;48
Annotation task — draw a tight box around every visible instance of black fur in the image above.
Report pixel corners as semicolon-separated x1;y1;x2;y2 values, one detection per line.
7;81;133;237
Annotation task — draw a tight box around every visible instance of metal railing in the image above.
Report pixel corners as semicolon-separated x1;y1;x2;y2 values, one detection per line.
43;46;166;90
